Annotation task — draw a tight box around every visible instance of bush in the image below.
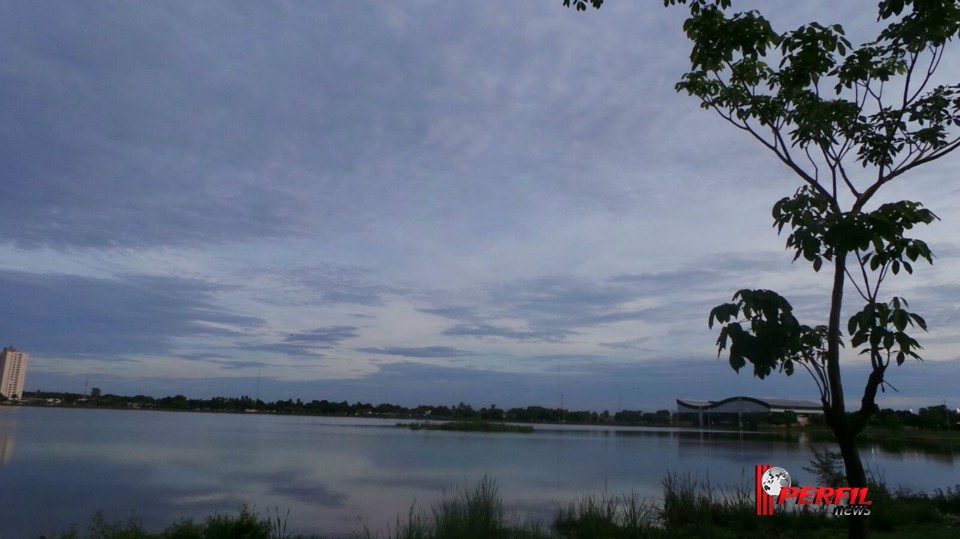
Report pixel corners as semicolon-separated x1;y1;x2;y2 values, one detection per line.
48;508;277;539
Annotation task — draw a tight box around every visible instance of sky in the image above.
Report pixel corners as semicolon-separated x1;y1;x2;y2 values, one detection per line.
2;1;959;412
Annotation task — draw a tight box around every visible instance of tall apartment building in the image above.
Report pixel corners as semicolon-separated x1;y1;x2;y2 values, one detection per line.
0;347;29;399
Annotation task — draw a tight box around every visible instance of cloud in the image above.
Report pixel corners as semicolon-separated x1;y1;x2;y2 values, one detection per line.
237;343;326;359
489;276;636;318
443;323;574;342
355;347;475;359
418;306;479;321
599;338;654;351
426;270;724;339
288;266;397;307
2;0;959;416
173;353;231;362
285;326;360;345
0;270;261;359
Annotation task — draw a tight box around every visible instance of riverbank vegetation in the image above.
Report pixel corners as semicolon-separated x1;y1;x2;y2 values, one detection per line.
14;391;959;436
41;473;960;539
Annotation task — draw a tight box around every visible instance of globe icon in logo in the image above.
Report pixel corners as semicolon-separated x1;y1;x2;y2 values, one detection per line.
760;467;791;496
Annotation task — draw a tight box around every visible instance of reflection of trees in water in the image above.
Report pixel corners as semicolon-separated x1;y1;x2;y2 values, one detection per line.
800;427;957;460
675;429;796;458
861;437;957;462
670;427;957;470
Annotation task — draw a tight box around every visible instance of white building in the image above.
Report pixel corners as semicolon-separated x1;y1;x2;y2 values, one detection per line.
677;396;823;427
0;347;29;399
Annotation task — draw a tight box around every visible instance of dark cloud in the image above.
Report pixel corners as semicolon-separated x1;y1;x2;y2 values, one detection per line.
608;269;717;291
906;283;960;326
237;343;326;359
490;276;634;318
599;338;654;351
245;264;397;310
173;353;231;362
688;253;794;275
0;0;694;251
172;353;311;371
466;274;705;335
0;270;261;359
450;254;822;342
217;360;276;370
520;354;618;373
418;306;479;321
355;347;474;358
415;273;716;350
285;326;359;345
443;323;574;342
0;2;438;249
290;266;397;306
574;308;659;325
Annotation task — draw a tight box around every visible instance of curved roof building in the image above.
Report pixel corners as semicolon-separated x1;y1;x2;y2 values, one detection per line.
676;396;823;426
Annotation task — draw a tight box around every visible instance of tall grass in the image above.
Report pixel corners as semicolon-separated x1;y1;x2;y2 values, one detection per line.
661;472;846;539
553;491;658;538
374;476;546;539
660;472;760;536
42;474;960;539
45;506;290;539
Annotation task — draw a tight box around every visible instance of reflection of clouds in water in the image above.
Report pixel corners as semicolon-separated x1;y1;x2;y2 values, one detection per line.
4;408;957;538
261;470;348;507
348;472;458;492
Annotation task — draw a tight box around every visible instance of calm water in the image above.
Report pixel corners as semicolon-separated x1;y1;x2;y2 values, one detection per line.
0;407;956;538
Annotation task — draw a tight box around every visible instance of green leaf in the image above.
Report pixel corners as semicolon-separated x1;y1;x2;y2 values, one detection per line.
909;313;927;331
893;309;908;332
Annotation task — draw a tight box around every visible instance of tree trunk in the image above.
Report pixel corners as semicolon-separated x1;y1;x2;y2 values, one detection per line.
835;423;869;539
825;252;869;539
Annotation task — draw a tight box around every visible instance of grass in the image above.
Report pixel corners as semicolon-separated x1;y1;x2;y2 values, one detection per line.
43;506;306;539
398;421;534;433
362;477;546;539
40;476;960;539
553;491;659;538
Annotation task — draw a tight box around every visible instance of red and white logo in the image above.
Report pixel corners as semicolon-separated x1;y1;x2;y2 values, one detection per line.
755;464;872;517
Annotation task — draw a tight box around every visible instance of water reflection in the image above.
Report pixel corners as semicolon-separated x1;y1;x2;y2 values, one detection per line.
0;408;955;538
0;411;15;465
0;434;12;465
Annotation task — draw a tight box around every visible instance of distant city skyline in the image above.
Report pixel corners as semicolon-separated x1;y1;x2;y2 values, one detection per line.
2;1;959;411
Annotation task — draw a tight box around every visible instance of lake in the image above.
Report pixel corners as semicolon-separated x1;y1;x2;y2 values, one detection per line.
0;406;956;538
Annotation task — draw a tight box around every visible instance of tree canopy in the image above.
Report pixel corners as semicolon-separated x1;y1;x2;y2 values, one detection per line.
565;2;960;536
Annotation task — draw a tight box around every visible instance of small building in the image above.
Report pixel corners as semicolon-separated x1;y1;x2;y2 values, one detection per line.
676;396;823;427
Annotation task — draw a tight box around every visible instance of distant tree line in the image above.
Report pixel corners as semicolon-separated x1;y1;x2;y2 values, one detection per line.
15;390;958;431
18;390;669;425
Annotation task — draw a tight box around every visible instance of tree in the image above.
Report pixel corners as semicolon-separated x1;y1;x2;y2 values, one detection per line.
566;2;960;536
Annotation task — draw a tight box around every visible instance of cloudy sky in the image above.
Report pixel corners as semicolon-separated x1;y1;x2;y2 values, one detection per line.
2;1;958;411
